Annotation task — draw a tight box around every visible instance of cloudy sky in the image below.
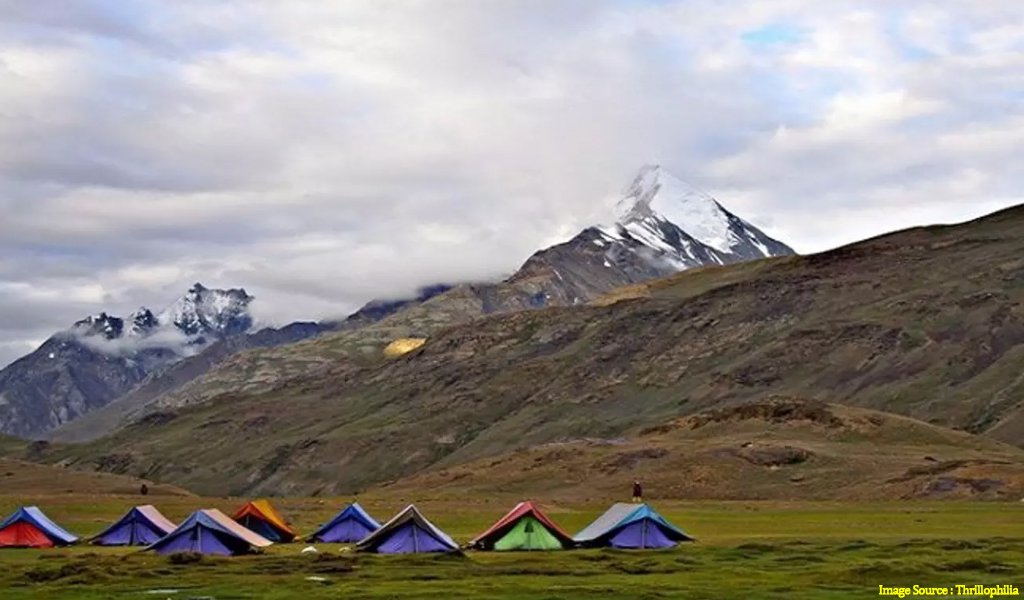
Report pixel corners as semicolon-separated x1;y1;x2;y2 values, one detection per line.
1;1;1022;367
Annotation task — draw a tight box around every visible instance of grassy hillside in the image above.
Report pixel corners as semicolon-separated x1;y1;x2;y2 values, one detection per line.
380;399;1024;502
0;457;190;497
23;204;1024;496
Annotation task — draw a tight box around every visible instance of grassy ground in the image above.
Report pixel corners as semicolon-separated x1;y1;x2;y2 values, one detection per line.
0;496;1021;598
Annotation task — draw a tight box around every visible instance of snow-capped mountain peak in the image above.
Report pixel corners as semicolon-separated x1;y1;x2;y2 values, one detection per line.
613;164;739;254
587;165;795;274
128;308;158;337
73;313;125;340
157;283;254;338
65;283;255;354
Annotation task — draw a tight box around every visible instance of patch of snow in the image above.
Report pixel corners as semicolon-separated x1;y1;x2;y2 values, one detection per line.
603;259;612;268
595;224;623;241
592;238;605;247
621;220;678;255
749;232;770;256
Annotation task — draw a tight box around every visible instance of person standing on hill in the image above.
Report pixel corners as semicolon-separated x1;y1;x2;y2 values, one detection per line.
632;479;643;503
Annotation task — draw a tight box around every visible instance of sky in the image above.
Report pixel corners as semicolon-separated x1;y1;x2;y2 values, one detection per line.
0;1;1022;368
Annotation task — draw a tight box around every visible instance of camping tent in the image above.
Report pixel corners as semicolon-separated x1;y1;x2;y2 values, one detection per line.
231;499;296;543
573;503;693;549
469;501;574;551
308;502;381;543
0;506;78;548
91;505;176;546
147;509;273;556
356;505;458;554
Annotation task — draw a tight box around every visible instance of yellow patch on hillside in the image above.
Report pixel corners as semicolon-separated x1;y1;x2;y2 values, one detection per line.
383;337;427;357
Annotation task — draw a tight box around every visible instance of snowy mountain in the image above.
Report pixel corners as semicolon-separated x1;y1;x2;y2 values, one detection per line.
0;165;795;440
65;283;254;354
0;284;290;438
510;165;794;304
599;164;793;269
159;283;254;339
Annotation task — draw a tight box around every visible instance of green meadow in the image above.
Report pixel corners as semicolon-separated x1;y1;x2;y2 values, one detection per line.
0;496;1021;599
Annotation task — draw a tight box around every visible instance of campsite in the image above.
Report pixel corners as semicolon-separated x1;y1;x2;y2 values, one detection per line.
0;490;1021;599
2;1;1024;598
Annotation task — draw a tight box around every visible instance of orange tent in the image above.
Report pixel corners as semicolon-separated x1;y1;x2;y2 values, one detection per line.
231;499;296;543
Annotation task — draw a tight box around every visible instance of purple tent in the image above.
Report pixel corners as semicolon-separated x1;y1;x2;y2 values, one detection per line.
574;503;693;549
146;509;273;556
356;505;458;554
309;503;381;543
608;517;678;549
92;505;176;546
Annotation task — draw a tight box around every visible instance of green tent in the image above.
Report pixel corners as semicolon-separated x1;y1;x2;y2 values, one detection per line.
493;516;564;551
470;502;574;551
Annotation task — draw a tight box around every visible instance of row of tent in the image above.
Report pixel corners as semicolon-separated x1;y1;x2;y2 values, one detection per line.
0;500;693;556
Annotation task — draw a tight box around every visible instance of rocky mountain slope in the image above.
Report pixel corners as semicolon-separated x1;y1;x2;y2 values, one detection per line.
47;321;328;443
22;203;1024;496
73;166;791;431
0;284;328;438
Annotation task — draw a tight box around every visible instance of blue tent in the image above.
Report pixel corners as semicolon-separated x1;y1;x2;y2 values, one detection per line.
356;505;458;554
0;506;78;548
573;503;693;549
147;509;273;556
309;502;380;543
92;505;176;546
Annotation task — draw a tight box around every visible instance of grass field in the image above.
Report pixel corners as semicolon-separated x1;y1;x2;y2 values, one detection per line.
0;495;1021;599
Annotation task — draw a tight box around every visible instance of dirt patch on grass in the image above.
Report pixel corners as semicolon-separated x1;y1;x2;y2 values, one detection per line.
689;397;844;430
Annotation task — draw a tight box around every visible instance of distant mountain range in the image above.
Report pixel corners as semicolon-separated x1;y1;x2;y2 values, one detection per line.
23;203;1024;498
0;283;331;437
0;165;794;440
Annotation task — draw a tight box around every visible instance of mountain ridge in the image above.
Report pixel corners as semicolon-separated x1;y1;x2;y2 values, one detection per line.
25;202;1024;496
0;282;312;438
44;166;793;440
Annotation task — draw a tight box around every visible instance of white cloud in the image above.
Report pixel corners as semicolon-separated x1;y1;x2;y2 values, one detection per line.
0;0;1022;368
68;327;196;359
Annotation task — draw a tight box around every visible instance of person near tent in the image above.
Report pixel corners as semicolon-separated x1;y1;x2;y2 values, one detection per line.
632;479;643;503
140;483;149;496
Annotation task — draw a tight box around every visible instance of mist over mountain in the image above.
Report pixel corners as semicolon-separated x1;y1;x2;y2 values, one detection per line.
0;283;265;437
